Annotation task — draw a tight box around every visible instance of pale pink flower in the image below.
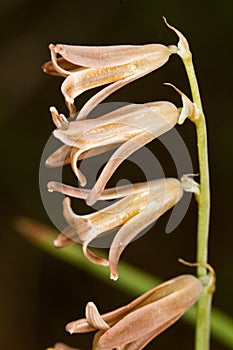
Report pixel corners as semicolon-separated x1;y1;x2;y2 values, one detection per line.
48;177;184;280
42;43;175;118
63;275;203;349
46;92;193;205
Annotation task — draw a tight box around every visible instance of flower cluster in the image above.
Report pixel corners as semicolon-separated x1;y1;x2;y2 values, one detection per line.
44;19;203;350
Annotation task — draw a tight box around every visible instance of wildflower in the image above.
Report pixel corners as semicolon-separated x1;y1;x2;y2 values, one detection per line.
48;177;184;280
42;43;175;118
63;274;203;349
46;92;194;205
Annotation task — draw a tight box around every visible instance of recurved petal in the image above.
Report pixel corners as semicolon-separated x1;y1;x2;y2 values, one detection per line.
48;181;90;199
70;149;87;186
46;143;121;168
85;302;110;330
42;57;83;76
50;106;70;130
48;180;149;200
82;243;109;267
66;296;139;334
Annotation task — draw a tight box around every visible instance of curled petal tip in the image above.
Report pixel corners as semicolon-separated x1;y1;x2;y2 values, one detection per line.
50;106;69;130
85;302;110;330
71;151;87;186
42;63;49;73
80;177;87;187
45;158;51;167
47;182;55;192
65;323;75;334
49;106;57;112
110;272;119;281
53;239;60;248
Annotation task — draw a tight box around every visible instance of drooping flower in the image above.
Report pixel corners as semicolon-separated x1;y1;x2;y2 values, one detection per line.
46;92;194;205
48;177;184;280
60;275;203;349
42;43;176;118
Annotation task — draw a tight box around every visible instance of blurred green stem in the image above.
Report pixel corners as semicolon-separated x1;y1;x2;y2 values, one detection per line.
16;218;233;349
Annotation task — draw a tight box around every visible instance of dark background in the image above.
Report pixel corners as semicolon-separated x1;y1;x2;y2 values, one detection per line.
0;0;232;349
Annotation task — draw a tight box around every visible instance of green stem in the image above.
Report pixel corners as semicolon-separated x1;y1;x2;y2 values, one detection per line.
182;55;212;350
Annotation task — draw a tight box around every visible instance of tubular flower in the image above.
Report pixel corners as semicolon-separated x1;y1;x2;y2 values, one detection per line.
42;43;175;118
46;93;193;205
61;275;203;349
48;178;184;280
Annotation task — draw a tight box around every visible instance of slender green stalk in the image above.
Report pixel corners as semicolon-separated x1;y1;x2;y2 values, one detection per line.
166;19;212;348
15;217;233;349
182;55;212;350
183;56;210;273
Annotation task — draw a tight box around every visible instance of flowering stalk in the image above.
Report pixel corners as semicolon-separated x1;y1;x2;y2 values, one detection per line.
186;56;212;350
165;19;212;350
41;19;215;350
